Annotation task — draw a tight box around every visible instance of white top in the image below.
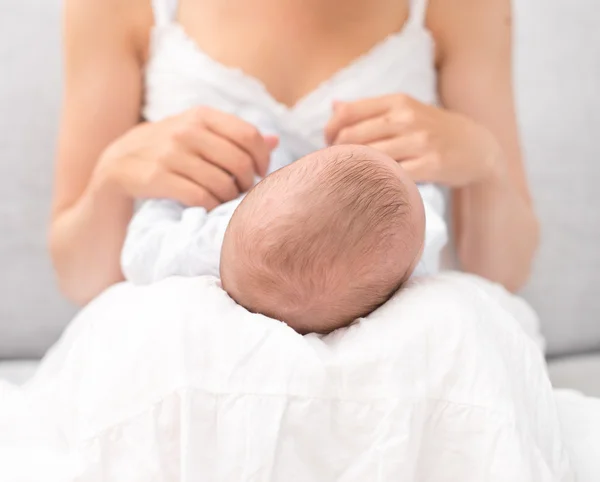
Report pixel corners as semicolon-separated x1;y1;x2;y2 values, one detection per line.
144;0;439;159
122;0;448;284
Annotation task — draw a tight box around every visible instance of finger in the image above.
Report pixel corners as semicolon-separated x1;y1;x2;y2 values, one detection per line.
397;158;433;184
181;128;255;192
263;135;280;174
169;153;240;203
192;107;272;176
368;134;423;161
333;115;404;145
160;173;220;210
325;96;393;144
264;135;279;150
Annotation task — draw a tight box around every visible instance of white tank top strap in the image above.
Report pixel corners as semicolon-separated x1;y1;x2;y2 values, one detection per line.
151;0;179;26
409;0;429;26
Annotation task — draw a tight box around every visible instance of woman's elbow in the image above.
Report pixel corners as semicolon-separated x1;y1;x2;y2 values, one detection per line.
459;217;541;293
51;263;120;307
495;259;535;294
48;231;116;306
49;243;89;306
55;273;96;307
459;254;532;293
509;213;542;291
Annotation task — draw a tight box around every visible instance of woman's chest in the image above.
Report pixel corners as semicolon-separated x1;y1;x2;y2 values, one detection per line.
176;0;410;107
144;0;438;153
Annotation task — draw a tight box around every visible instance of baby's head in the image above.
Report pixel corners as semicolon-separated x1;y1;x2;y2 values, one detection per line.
220;145;425;334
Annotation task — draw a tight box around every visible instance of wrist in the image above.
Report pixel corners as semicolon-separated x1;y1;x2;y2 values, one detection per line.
478;131;510;187
89;153;129;206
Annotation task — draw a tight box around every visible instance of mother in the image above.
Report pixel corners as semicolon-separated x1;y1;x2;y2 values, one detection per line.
50;0;538;304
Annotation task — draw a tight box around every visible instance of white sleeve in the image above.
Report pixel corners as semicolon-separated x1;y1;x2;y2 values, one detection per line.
121;198;242;285
412;185;449;277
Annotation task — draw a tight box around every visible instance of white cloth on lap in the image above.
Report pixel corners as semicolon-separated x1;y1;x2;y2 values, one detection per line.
0;272;573;481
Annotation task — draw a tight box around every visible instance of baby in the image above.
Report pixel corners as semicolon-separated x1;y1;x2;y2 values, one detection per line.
220;145;425;334
122;144;426;335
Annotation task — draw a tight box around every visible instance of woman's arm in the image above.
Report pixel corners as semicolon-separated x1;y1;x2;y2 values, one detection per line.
324;0;538;291
50;0;147;304
431;0;539;291
52;1;275;305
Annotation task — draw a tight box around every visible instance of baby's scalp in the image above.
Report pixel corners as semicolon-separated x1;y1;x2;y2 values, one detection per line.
220;145;425;334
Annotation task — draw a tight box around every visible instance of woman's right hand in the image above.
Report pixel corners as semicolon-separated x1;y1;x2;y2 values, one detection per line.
94;106;278;210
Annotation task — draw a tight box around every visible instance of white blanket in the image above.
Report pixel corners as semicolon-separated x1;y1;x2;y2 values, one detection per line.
0;273;582;481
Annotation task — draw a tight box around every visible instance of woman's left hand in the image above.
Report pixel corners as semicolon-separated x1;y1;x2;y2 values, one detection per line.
324;94;504;187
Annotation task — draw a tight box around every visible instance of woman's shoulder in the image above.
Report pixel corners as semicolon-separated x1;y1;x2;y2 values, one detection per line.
64;0;154;63
426;0;512;65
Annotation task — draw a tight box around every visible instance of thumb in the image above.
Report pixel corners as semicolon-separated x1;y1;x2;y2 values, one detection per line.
398;158;430;183
332;100;347;111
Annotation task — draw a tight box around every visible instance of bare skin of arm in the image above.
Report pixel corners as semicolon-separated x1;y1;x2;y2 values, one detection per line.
324;0;538;291
431;0;539;291
50;0;146;304
51;0;273;305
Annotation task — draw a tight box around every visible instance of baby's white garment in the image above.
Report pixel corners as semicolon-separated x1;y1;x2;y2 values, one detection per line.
122;197;240;282
121;183;448;285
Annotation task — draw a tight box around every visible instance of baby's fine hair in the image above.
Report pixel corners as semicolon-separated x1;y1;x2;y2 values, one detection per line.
221;145;419;334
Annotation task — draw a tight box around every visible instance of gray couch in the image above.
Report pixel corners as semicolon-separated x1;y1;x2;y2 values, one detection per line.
1;0;599;393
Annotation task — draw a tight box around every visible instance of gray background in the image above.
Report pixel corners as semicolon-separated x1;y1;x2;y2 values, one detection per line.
0;0;599;358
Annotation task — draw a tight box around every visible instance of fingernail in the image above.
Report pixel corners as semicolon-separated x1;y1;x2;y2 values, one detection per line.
264;135;279;149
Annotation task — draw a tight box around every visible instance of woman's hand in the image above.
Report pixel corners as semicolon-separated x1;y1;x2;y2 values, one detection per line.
95;106;278;210
324;94;505;187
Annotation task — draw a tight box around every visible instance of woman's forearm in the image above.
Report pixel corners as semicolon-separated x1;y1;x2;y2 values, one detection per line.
453;167;540;292
49;172;134;305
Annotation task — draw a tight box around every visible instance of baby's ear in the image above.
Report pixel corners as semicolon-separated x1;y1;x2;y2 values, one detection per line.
263;135;279;150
